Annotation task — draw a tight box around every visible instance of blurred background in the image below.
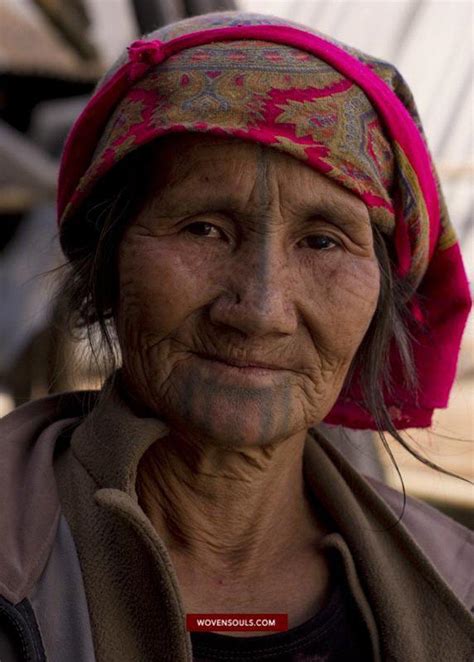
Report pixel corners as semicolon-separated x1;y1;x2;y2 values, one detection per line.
0;0;472;525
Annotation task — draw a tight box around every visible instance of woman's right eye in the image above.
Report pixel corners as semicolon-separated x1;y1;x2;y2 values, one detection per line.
184;221;223;238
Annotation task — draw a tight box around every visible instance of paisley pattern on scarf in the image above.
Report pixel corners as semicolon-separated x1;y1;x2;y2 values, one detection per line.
78;40;396;236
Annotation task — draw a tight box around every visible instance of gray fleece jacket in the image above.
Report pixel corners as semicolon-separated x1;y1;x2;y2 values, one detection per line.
0;386;472;661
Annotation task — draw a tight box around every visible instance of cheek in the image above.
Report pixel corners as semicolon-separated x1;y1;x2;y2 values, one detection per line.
302;253;380;359
116;234;219;349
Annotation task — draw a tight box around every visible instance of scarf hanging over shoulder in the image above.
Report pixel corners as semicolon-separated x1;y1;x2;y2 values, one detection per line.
56;11;471;430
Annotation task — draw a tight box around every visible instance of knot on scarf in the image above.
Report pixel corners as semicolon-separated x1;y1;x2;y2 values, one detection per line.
127;40;167;81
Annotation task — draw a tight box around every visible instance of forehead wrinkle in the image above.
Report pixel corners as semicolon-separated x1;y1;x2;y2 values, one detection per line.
315;196;371;229
148;141;370;231
276;180;371;232
161;156;234;191
247;147;371;232
147;134;246;184
150;170;257;216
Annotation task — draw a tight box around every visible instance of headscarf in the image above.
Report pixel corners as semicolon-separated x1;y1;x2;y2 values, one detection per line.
56;11;471;430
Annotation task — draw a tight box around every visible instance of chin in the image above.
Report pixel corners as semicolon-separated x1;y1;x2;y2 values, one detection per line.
167;396;312;451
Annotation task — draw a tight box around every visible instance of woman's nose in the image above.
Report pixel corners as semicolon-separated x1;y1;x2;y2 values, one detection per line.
208;246;298;337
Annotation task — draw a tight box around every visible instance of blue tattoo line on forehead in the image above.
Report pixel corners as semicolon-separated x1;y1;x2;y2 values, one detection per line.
254;146;272;301
255;145;272;212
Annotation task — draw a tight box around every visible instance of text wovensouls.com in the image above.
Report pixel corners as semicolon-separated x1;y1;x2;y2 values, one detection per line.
186;612;288;632
196;618;276;627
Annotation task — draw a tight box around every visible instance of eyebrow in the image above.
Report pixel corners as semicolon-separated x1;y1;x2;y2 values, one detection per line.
151;183;369;229
305;196;370;227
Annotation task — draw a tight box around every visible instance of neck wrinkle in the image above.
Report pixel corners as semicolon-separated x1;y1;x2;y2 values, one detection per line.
135;429;326;579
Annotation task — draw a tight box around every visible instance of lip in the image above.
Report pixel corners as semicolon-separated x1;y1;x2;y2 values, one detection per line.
196;353;283;372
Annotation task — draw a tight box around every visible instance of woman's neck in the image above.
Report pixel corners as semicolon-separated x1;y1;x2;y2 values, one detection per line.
136;428;329;582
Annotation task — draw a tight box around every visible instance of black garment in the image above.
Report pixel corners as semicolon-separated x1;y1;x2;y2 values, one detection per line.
191;557;372;662
0;596;46;662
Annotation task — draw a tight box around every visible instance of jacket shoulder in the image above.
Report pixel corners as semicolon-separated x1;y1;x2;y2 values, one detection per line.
0;391;96;436
367;476;474;610
0;394;99;660
0;392;97;604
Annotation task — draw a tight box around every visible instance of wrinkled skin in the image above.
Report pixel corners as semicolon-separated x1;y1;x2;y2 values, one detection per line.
117;135;380;629
118;136;379;440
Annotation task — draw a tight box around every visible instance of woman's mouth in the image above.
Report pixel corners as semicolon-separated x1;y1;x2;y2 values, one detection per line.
195;353;285;378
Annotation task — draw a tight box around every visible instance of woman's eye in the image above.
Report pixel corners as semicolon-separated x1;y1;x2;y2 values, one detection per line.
300;235;338;250
184;222;223;238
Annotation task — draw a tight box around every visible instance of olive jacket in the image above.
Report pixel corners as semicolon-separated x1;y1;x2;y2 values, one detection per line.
0;386;472;661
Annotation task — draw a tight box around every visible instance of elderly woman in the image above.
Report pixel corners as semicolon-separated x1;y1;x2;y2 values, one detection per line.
0;11;472;662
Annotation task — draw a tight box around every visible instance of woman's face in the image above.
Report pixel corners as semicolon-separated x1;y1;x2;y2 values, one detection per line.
116;135;380;447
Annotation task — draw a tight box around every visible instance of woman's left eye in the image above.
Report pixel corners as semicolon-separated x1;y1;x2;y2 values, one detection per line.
183;221;223;238
299;235;339;250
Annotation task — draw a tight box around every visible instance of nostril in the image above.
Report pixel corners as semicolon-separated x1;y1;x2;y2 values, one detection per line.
208;286;297;338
